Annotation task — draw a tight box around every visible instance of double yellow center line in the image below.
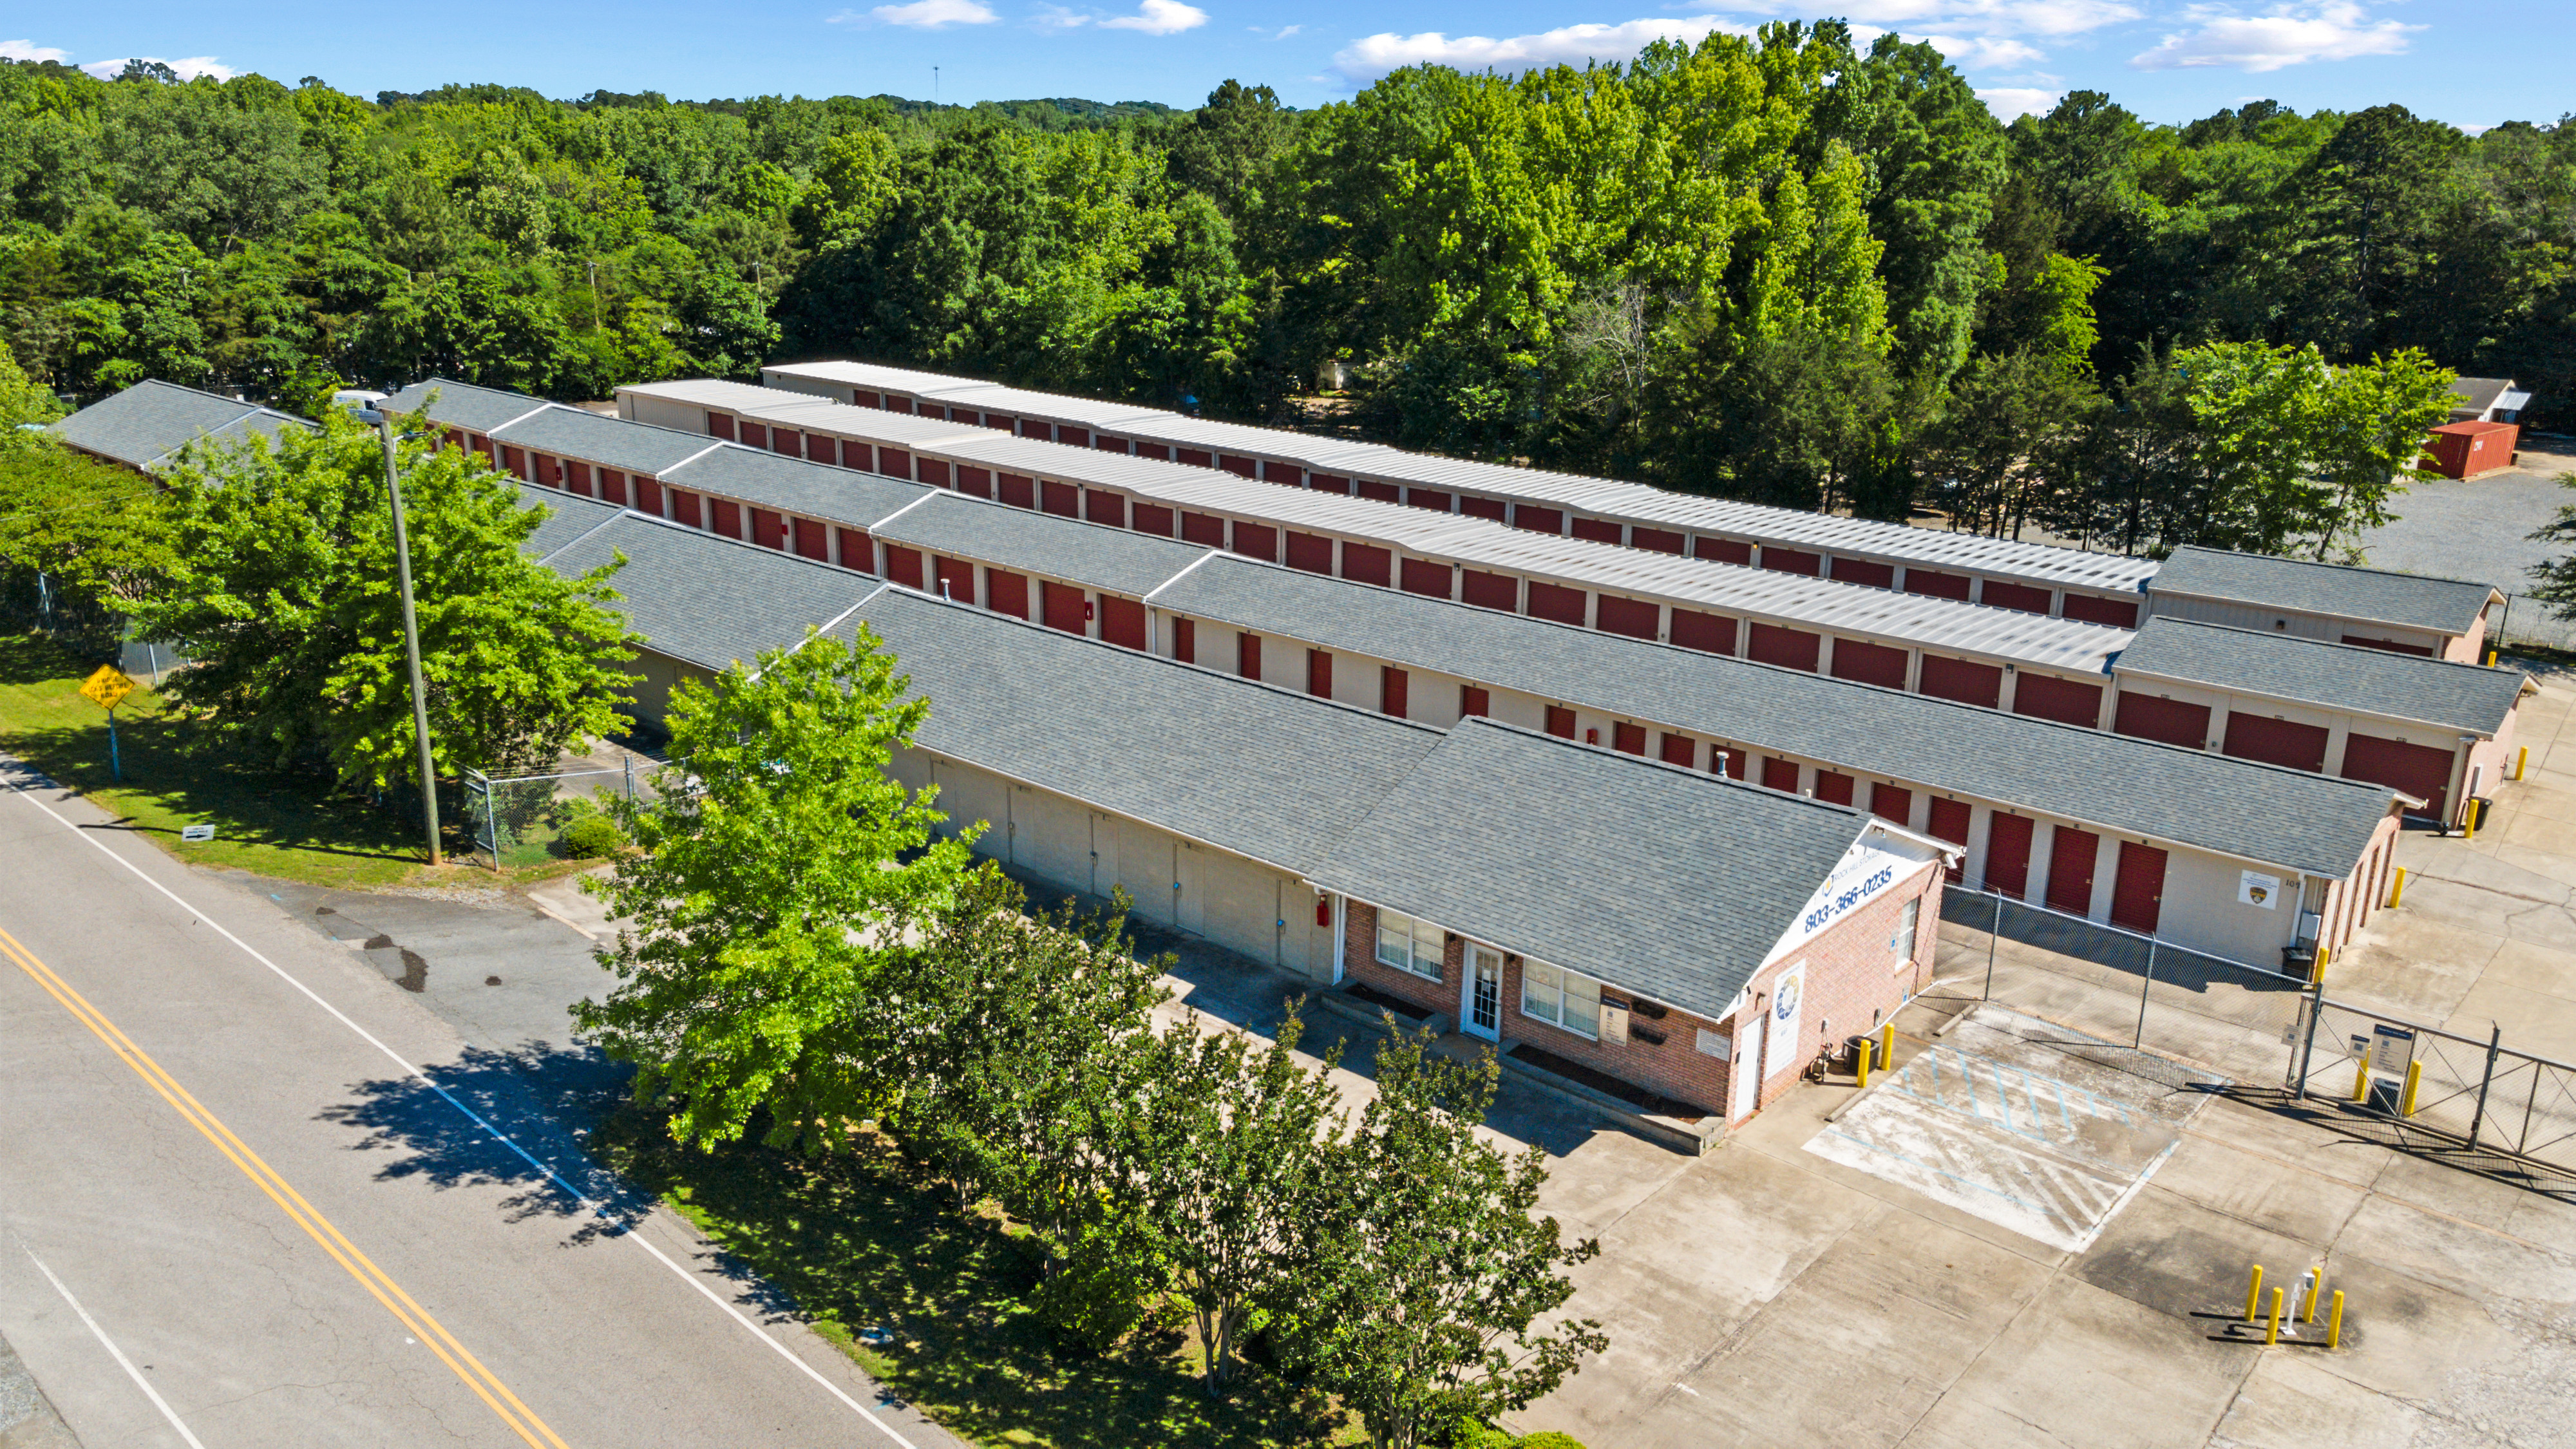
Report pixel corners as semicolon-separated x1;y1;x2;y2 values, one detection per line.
0;923;569;1449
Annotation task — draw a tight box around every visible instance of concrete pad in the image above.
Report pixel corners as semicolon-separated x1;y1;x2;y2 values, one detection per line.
2181;1097;2394;1191
2145;1128;2374;1245
2069;1186;2318;1323
2403;841;2575;903
2331;1191;2576;1306
2208;1354;2436;1449
2443;976;2576;1061
1532;1126;1698;1238
524;866;618;940
2291;1244;2521;1405
2472;938;2576;1001
1900;1275;2248;1449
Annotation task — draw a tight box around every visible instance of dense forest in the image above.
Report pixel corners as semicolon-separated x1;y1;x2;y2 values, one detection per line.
3;32;2570;558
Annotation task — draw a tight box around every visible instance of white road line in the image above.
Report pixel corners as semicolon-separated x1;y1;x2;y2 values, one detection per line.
6;778;922;1449
25;1249;209;1449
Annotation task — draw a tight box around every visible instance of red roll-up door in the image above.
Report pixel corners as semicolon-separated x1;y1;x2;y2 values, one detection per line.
1399;558;1449;597
879;448;911;478
1571;517;1622;545
739;422;767;450
1545;706;1577;739
1233;524;1278;563
999;473;1034;508
1306;649;1332;697
1904;569;1971;601
1172;617;1195;663
1343;543;1391;587
1596;595;1658;639
1287;533;1334;573
808;436;840;468
2340;733;2453;817
1871;783;1912;824
1714;746;1747;779
707;414;735;440
1815;771;1855;805
1460;496;1505;521
836;529;873;573
1830;638;1909;689
1086;491;1125;526
2046;826;2100;916
985;569;1029;619
1748;623;1821;672
1831;558;1895;589
886;396;914;414
771;428;800;456
884;546;923;589
1461;685;1490;717
565;461;592;496
2113;692;2211;749
752;509;786;549
853;391;880;409
2012;674;2104;728
1760;547;1821;576
598;469;628;505
1986;813;2034;898
1059;428;1091;450
1096;434;1126;453
1527;582;1586;626
955;466;990;498
1177;448;1212;468
1407;489;1452;513
633;476;661;514
1671;611;1736;655
933;555;973;601
2061;594;2139;628
842;443;875;472
793;518;828;561
1761;757;1800;793
1927;798;1970;880
1133;504;1173;536
1461;570;1516;610
710;498;742;538
668;489;700;528
1633;528;1683;554
920;455;953;488
1697;536;1752;565
1917;655;2002;708
1218;453;1254;477
1357;480;1399;503
1308;474;1348;495
1135;442;1168;462
1043;582;1087;635
1381;667;1408;717
1613;722;1646;755
1982;580;2052;614
2110;841;2166;934
1041;480;1078;517
1098;596;1146;650
2344;635;2436;657
1660;732;1696;768
1513;506;1563;534
984;413;1012;433
1236;632;1261;679
1181;511;1226;547
2222;713;2330;773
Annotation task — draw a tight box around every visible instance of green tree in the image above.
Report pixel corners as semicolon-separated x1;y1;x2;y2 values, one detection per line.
0;435;172;603
130;411;638;786
2306;347;2454;560
1282;1024;1605;1449
2523;473;2576;620
1915;347;2096;539
573;625;974;1151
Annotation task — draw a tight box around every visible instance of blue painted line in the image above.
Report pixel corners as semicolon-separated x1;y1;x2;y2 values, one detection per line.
1820;1129;2048;1218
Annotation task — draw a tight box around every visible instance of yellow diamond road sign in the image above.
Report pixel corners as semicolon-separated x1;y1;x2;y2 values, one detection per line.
80;664;135;712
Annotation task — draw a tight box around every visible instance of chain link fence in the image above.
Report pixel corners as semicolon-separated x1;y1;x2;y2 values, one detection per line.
1940;886;2576;1180
2493;591;2576;656
463;758;659;869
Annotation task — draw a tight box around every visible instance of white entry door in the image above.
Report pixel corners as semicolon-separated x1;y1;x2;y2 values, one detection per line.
1464;946;1503;1040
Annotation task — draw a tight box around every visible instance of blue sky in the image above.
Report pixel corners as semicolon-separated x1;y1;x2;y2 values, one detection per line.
5;0;2565;129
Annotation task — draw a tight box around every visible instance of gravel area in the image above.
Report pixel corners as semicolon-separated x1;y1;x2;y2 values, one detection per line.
2360;439;2576;649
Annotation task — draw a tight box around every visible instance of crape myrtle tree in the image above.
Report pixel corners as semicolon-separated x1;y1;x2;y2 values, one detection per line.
129;410;638;789
574;626;976;1151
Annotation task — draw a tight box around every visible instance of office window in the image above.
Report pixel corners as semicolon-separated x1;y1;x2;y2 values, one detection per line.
1374;910;1445;981
1521;961;1602;1037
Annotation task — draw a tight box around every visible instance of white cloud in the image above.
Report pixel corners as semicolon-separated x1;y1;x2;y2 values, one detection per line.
1331;17;1747;86
1688;0;2138;37
1250;23;1302;40
1;39;71;63
2130;2;2418;71
1920;32;2049;66
1031;3;1090;27
1978;86;2065;120
832;0;999;28
1100;0;1208;33
78;55;235;81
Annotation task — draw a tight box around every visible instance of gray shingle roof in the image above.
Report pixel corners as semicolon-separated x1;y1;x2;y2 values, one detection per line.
50;380;314;469
2116;617;2528;736
384;377;554;435
1309;717;1872;1023
538;509;879;671
520;487;630;561
2151;545;2499;636
494;406;721;478
1154;554;2395;878
659;444;931;526
872;491;1212;597
845;587;1442;875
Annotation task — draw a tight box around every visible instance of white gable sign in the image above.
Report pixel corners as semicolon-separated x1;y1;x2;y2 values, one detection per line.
1766;829;1942;967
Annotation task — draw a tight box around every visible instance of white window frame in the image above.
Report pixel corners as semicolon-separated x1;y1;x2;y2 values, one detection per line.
1890;895;1921;970
1519;958;1603;1040
1374;909;1444;982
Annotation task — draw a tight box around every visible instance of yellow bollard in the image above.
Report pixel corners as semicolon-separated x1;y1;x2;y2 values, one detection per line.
2328;1291;2345;1349
1880;1021;1896;1074
2388;866;2407;909
2311;945;2330;987
2402;1060;2423;1117
2353;1059;2371;1103
1856;1039;1871;1088
2488;648;2499;667
2302;1269;2323;1323
2518;745;2530;781
2266;1287;2285;1345
2466;799;2480;840
2244;1264;2265;1321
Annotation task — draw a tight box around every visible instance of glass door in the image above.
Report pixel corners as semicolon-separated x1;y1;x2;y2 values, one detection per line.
1465;947;1502;1039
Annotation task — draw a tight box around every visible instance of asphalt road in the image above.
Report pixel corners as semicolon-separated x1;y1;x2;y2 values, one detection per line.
0;761;963;1449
